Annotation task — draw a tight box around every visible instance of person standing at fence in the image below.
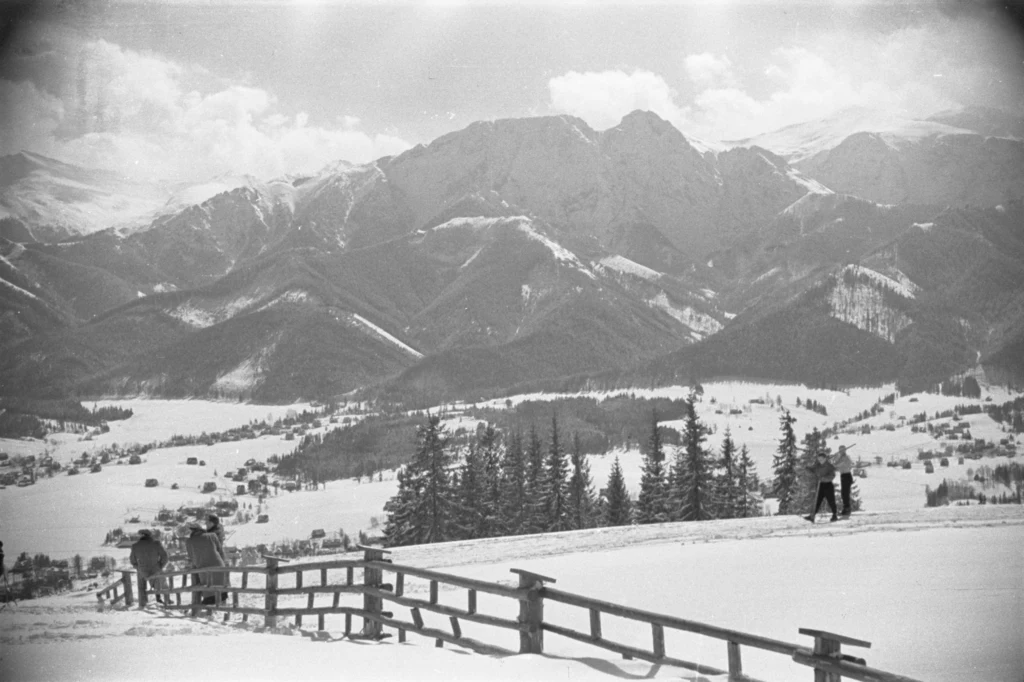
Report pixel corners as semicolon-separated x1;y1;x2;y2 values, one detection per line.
129;529;169;607
833;445;855;517
185;524;229;605
206;514;226;546
803;452;838;523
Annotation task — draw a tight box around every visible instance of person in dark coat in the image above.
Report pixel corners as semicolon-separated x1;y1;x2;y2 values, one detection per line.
129;529;169;607
804;452;838;523
185;524;229;605
206;514;226;547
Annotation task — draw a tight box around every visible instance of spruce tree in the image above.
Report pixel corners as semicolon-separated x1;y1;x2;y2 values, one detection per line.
602;456;633;526
383;463;422;547
771;410;800;515
636;409;670;524
523;425;546;533
540;413;571;532
454;442;486;540
567;432;597;530
736;444;762;518
716;427;738;519
497;431;527;535
477;424;502;537
382;413;456;546
669;395;713;521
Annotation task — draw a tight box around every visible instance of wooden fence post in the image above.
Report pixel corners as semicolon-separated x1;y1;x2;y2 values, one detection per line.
360;545;391;639
510;568;556;654
120;571;134;607
265;556;280;628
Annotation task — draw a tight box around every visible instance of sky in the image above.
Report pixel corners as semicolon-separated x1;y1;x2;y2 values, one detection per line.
1;0;1023;184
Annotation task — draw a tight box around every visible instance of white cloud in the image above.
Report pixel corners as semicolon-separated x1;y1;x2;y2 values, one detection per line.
1;39;412;182
684;53;736;89
547;69;687;132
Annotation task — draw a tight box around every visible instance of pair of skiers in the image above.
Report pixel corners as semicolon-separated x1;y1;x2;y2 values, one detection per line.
804;445;855;523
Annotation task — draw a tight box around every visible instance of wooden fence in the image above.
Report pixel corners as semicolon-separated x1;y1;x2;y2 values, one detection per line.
98;546;921;682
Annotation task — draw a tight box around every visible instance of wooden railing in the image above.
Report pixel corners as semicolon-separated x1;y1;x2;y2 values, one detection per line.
97;546;922;682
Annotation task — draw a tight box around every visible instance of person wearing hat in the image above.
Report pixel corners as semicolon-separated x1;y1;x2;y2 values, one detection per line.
803;451;838;523
129;529;169;607
206;514;226;547
185;524;229;605
833;445;855;517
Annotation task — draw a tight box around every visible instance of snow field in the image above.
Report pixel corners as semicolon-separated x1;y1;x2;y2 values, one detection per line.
2;508;1021;682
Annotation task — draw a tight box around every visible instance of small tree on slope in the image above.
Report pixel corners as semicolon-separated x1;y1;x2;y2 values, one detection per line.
602;456;633;526
772;410;800;515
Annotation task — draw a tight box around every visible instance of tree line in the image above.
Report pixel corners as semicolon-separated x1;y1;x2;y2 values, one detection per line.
382;395;767;547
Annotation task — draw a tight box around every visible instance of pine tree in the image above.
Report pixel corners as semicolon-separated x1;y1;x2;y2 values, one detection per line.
771;410;800;515
636;409;670;524
497;431;527;535
523;425;546;533
477;424;502;537
382;413;456;546
736;445;762;518
669;395;713;521
383;464;421;547
454;442;485;540
540;413;571;532
715;427;739;519
566;432;597;530
602;456;633;526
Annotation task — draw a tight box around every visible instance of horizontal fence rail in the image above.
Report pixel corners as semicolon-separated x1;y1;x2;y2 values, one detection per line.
98;545;922;682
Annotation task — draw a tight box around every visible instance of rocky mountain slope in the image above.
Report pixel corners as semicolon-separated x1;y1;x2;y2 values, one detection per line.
2;107;1022;402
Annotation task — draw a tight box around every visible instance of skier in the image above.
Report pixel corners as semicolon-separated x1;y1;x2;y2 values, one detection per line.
804;451;838;523
833;445;855;517
129;529;169;607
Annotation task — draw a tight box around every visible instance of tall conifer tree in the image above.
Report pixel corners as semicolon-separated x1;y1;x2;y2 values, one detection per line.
541;413;571;532
567;432;597;529
382;413;455;546
497;431;527;535
636;409;670;524
669;395;713;521
716;427;738;519
736;444;762;518
523;425;546;533
772;410;800;515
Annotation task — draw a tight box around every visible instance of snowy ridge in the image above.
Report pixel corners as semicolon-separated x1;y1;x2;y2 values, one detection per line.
211;344;277;393
786;168;833;195
828;265;917;342
595;255;661;281
647;291;723;339
431;216;530;232
166;294;259;329
349;313;423;359
841;264;919;299
0;275;42;301
515;222;596;280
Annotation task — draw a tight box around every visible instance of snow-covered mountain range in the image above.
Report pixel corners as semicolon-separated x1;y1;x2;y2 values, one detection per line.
2;106;1023;402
